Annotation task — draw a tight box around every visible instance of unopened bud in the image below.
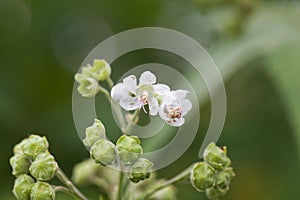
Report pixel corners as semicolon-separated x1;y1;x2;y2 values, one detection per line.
29;152;57;181
215;168;235;192
205;186;227;200
76;77;100;97
30;181;55;200
128;158;153;183
22;135;49;159
10;154;31;177
83;119;106;147
203;143;231;170
190;162;215;192
116;135;143;164
91;59;111;81
90;139;116;166
13;138;28;155
13;174;34;200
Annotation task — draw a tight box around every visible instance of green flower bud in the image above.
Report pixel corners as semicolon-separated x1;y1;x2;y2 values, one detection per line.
22;135;49;159
128;158;153;183
203;143;231;170
29;152;57;181
91;59;111;81
13;138;28;155
72;159;99;185
13;174;34;200
30;181;55;200
90;139;116;166
76;77;100;97
116;135;143;164
83;119;106;147
205;186;226;200
215;168;235;192
190;162;215;192
10;153;31;176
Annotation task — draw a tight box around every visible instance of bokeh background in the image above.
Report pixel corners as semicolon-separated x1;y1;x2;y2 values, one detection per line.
1;0;300;199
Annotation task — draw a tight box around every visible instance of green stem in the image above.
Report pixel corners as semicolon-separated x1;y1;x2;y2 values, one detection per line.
123;109;140;134
53;185;74;196
117;171;125;200
56;167;89;200
98;85;126;130
106;78;114;89
136;164;195;200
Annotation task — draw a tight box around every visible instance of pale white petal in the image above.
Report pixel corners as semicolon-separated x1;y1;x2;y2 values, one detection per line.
111;83;129;101
165;117;185;127
139;71;156;85
173;90;189;99
181;99;192;116
123;75;137;93
159;105;168;120
119;97;140;111
153;84;170;95
148;97;159;116
163;92;177;105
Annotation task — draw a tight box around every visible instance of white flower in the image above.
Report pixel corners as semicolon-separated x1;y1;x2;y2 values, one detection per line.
111;71;162;115
159;90;192;127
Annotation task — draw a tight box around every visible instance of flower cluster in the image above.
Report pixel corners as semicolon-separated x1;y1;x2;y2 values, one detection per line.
83;118;153;183
111;71;192;127
75;59;111;97
10;135;57;200
190;143;235;199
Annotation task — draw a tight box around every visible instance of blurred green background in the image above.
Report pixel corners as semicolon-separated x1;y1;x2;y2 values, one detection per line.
1;0;300;199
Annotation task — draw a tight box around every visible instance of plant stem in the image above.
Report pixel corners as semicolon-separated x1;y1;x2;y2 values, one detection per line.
117;171;125;200
56;167;89;200
136;164;195;200
98;85;126;130
106;78;114;89
123;109;140;134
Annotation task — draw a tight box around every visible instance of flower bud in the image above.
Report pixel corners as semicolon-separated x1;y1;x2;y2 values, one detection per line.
203;143;231;170
72;159;99;185
190;162;215;192
10;153;31;176
215;168;235;192
83;119;106;147
30;181;55;200
76;77;100;97
116;135;143;164
128;158;153;183
22;135;49;159
205;186;226;200
90;139;116;166
91;59;111;81
13;174;34;200
13;138;28;155
29;152;57;181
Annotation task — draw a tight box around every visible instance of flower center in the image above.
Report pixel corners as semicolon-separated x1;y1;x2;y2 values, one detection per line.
138;94;148;105
167;106;182;119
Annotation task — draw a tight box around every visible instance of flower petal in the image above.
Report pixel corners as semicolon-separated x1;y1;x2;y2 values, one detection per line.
173;90;189;99
153;84;170;95
123;75;137;93
119;97;141;111
148;98;159;116
111;83;129;101
165;117;185;127
181;99;192;116
139;71;156;85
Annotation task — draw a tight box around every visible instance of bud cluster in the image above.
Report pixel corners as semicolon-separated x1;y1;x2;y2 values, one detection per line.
75;59;112;97
190;143;235;199
10;135;57;200
83;119;153;183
